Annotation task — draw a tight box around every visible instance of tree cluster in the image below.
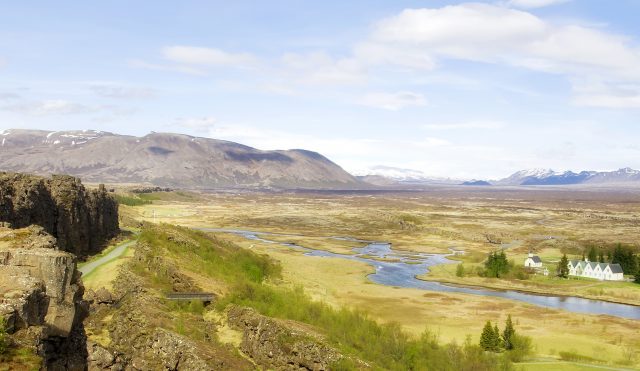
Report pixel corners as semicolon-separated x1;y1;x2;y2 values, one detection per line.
479;315;531;361
611;244;638;276
484;250;511;278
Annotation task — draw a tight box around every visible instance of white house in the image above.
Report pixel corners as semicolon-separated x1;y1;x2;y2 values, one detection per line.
568;259;624;281
524;252;543;268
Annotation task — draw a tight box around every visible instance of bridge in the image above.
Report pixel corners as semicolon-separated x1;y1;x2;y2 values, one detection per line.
165;292;217;303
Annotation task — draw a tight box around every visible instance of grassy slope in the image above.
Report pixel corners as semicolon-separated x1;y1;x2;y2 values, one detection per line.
132;224;512;370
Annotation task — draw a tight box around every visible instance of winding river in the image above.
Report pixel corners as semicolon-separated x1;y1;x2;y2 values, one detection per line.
200;228;640;320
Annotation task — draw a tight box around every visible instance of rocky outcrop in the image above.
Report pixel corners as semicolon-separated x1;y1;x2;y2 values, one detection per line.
0;227;88;370
0;172;119;257
227;306;343;370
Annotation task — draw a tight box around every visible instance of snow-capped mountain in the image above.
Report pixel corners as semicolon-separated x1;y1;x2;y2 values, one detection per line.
356;165;460;185
494;168;640;186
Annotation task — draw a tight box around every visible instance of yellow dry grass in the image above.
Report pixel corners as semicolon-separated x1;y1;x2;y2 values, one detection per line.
119;189;640;367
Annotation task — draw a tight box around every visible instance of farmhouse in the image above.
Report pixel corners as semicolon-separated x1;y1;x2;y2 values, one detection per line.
524;252;543;268
568;259;624;281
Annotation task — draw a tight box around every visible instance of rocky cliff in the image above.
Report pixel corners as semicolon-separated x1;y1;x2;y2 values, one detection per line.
0;226;88;370
0;172;119;257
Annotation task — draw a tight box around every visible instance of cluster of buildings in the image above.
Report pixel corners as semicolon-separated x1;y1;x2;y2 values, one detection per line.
523;252;625;281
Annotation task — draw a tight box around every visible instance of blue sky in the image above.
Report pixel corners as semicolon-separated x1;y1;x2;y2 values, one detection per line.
2;0;640;179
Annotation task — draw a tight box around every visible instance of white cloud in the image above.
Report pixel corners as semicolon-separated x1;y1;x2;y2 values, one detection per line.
423;121;506;130
0;93;20;101
4;100;95;115
162;46;256;67
571;80;640;108
358;91;426;110
90;84;156;99
412;137;451;147
365;3;640;107
353;42;436;70
507;0;571;9
2;99;134;116
129;59;207;75
281;52;366;85
175;116;217;132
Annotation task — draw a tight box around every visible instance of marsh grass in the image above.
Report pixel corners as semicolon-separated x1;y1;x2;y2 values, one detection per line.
114;194;152;206
136;225;512;370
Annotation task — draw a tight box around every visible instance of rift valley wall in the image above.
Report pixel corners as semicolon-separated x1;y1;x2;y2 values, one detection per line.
0;172;119;257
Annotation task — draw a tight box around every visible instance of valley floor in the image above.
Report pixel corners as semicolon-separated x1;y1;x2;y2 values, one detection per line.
114;187;640;369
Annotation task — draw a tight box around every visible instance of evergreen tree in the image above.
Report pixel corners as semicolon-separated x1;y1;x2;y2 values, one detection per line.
612;244;638;276
484;250;511;278
493;324;501;351
480;321;495;351
598;251;605;263
557;254;569;278
503;315;515;350
588;247;597;262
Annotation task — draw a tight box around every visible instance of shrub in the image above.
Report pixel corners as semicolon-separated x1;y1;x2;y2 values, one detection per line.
0;317;8;355
456;264;465;277
505;334;532;362
114;194;152;206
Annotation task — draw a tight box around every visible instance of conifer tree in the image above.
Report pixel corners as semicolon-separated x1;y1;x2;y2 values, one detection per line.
557;254;569;278
480;321;494;351
502;315;515;350
493;324;501;351
588;247;597;262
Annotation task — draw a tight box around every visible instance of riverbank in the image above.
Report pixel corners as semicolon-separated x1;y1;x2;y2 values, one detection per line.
418;264;640;307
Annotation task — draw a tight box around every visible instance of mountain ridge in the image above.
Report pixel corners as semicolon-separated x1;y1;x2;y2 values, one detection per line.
0;129;359;189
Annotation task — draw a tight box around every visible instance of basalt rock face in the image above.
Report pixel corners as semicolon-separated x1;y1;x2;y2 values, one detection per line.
0;172;119;257
227;306;343;370
0;227;89;370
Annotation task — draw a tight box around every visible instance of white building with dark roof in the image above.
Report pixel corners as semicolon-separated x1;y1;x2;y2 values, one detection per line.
524;252;543;268
568;259;624;281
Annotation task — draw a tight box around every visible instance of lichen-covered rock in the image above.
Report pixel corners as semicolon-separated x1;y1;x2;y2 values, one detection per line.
227;306;343;370
0;172;119;257
0;227;89;370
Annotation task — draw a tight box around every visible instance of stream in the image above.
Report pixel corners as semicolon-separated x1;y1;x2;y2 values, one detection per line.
200;228;640;320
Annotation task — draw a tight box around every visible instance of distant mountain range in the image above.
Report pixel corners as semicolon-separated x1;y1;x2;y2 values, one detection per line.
354;166;461;185
357;166;640;187
2;129;638;189
0;129;358;189
492;168;640;186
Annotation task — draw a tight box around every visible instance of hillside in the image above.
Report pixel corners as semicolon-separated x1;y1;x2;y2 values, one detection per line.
0;129;359;189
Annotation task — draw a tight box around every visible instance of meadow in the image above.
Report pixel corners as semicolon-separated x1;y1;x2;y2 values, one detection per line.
117;187;640;368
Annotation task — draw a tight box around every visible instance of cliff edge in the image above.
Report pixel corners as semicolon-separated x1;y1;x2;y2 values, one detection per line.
0;172;119;257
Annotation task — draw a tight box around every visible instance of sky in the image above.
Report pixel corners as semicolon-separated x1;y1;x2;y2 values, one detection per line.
1;0;640;179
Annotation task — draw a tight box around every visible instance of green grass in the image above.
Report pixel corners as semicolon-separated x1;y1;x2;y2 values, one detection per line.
138;224;515;371
114;194;152;206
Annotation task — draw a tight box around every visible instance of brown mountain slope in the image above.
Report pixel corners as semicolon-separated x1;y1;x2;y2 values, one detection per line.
0;129;360;189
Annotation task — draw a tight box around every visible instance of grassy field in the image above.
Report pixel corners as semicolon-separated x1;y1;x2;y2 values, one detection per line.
115;189;640;368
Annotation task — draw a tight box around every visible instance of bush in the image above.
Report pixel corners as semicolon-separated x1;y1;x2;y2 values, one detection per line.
114;194;152;206
558;350;601;363
456;264;465;277
0;317;8;355
505;334;532;362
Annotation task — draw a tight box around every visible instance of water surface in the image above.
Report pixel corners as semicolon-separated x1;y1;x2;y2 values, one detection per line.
200;228;640;320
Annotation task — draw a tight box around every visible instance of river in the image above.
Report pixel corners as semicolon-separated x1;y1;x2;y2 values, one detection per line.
200;228;640;320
